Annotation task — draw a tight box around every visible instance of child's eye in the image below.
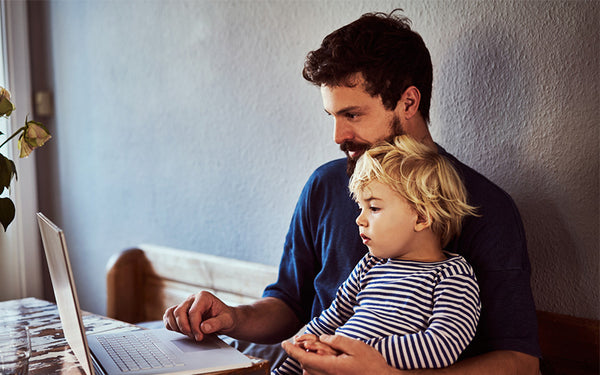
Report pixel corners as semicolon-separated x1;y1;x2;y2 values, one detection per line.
369;206;380;212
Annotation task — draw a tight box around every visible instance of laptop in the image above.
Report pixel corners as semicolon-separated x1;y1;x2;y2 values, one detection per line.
37;212;253;375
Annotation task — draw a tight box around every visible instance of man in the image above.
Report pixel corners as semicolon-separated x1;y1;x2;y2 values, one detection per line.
164;10;541;374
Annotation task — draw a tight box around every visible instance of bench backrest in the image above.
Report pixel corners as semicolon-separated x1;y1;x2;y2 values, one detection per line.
106;244;278;323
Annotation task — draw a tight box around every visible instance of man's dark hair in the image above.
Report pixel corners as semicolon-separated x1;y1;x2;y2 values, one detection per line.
303;9;433;123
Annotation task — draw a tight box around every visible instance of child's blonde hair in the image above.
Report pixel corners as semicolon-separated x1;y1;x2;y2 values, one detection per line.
349;135;478;247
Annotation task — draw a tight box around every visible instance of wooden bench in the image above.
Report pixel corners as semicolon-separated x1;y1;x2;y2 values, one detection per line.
106;244;599;374
537;311;599;375
106;244;278;324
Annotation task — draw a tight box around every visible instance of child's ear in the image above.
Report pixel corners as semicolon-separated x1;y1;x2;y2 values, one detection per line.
414;213;431;232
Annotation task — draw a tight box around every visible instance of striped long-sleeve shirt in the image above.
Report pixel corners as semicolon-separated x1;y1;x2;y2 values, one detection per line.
273;253;480;374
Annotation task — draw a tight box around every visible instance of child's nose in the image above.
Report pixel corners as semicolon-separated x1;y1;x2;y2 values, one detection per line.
356;212;366;227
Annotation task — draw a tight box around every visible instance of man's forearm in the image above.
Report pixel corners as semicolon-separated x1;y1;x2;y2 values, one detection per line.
401;351;539;375
229;296;302;344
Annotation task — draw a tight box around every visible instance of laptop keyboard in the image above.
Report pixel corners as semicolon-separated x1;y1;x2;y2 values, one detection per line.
97;332;185;372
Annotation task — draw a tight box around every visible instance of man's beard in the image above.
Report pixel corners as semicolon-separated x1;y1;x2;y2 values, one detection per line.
342;115;404;176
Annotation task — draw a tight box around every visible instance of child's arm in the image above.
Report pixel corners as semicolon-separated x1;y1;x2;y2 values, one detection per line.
305;254;374;336
273;255;375;375
365;271;480;369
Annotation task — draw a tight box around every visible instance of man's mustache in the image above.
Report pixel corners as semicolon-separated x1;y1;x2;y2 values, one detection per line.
340;141;370;158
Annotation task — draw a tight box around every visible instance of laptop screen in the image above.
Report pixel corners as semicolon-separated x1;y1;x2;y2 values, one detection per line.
37;212;95;375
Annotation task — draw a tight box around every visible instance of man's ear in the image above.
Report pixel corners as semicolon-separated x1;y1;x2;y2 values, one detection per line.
396;86;421;120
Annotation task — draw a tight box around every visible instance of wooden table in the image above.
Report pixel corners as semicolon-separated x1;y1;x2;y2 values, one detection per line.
0;298;268;375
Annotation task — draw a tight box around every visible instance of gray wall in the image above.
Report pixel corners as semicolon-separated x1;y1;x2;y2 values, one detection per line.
29;0;599;320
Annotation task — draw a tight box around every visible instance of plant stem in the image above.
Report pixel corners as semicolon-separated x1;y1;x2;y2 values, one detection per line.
0;127;25;149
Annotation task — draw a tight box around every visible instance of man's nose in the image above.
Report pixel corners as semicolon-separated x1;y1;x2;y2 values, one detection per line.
333;119;353;145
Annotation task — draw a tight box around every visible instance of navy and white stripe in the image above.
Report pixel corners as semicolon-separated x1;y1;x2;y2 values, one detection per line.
273;253;480;374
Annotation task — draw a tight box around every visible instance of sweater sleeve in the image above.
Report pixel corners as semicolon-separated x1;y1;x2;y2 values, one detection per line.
306;255;372;336
273;256;373;375
366;272;481;369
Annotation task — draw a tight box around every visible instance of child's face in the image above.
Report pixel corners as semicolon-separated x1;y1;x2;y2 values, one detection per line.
355;181;421;260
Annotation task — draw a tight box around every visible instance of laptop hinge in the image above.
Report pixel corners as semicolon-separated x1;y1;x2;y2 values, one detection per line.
90;351;106;375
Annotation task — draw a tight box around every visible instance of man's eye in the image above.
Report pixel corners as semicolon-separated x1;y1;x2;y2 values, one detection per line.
345;113;359;119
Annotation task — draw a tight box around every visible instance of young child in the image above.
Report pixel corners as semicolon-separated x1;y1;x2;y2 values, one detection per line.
273;135;481;373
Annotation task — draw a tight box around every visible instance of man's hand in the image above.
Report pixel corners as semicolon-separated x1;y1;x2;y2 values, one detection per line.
282;334;396;375
164;295;301;344
285;334;540;375
163;291;235;341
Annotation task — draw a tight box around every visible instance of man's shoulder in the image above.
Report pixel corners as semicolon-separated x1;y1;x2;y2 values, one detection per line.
312;158;347;177
304;158;349;188
295;158;352;210
439;145;528;268
438;146;516;207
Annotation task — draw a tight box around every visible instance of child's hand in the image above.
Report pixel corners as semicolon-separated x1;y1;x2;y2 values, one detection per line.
293;333;341;356
294;333;319;349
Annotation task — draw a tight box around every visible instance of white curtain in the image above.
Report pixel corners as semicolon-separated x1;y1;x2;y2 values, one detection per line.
0;0;43;300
